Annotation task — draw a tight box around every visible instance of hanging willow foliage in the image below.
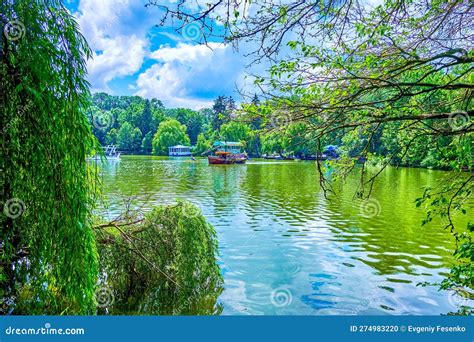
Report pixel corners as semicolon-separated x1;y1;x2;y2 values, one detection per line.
95;201;223;315
1;0;101;314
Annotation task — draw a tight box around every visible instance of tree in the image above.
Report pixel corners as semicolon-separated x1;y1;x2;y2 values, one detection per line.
117;122;142;152
142;131;154;153
152;119;191;155
1;0;99;314
226;96;237;114
194;133;212;155
106;128;118;145
261;132;284;156
219;121;250;143
249;94;262;130
139;99;152;137
96;202;223;315
167;108;205;145
211;95;228;130
282;123;317;156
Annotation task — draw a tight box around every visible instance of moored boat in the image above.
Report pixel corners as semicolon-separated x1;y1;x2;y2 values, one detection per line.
208;152;234;164
207;141;248;165
87;144;121;161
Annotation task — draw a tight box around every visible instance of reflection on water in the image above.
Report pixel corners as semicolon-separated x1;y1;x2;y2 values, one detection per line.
97;156;471;315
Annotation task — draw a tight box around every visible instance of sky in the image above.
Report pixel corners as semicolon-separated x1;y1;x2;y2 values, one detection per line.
65;0;256;109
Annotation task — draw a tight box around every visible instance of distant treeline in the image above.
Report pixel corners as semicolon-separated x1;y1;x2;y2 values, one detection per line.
88;92;259;156
87;93;470;169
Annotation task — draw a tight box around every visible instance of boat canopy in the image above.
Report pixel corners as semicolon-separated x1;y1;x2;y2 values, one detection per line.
213;141;243;147
213;141;243;154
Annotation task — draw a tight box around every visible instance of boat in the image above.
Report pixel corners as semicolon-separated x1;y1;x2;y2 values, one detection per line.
263;154;283;160
87;145;121;161
208;151;235;164
233;154;248;164
207;141;248;165
301;154;327;161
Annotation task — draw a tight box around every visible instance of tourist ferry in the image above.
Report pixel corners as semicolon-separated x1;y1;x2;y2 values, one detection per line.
207;141;247;165
87;145;121;161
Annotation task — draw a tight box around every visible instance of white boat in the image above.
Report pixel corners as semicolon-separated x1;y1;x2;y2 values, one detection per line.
87;145;121;161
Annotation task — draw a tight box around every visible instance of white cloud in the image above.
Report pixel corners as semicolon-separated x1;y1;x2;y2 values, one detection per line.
135;42;251;109
72;0;262;106
88;35;147;91
74;0;157;92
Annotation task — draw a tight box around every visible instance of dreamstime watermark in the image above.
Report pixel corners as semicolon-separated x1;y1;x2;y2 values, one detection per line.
447;289;471;309
182;22;203;42
350;297;371;315
95;285;115;308
5;322;85;336
270;287;293;307
3;20;25;41
3;198;26;219
448;111;470;130
359;198;381;218
92;111;115;131
269;109;292;129
2;103;32;135
103;3;125;31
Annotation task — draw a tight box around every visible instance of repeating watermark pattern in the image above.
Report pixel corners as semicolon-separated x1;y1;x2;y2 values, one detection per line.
269;109;292;129
350;298;371;315
3;198;26;219
181;22;203;42
3;20;26;41
92;111;115;131
270;287;293;307
2;103;32;135
95;285;115;308
228;108;240;121
359;198;381;218
447;289;471;309
448;111;470;130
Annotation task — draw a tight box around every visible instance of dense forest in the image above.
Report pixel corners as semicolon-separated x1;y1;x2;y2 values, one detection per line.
89;92;471;171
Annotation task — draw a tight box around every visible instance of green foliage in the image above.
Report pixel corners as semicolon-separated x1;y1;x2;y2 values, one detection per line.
167;108;207;145
141;131;154;153
261;131;284;155
106;128;118;145
152;119;191;155
1;0;99;314
211;95;237;130
96;202;223;315
219;121;251;142
89;93;164;147
117;122;142;152
415;174;473;298
194;133;213;155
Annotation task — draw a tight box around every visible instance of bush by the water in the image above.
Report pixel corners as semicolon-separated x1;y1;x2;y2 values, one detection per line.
95;201;223;315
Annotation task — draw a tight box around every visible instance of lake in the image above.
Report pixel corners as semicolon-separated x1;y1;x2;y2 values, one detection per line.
96;156;471;315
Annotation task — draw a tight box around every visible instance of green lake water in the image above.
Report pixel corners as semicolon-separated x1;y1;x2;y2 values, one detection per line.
97;156;471;315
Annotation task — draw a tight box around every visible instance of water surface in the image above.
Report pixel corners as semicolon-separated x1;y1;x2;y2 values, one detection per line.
97;156;471;315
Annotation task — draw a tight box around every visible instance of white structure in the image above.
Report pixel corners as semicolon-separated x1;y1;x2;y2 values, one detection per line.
168;145;192;156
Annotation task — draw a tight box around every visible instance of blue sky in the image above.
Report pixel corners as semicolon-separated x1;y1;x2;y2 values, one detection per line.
65;0;257;108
